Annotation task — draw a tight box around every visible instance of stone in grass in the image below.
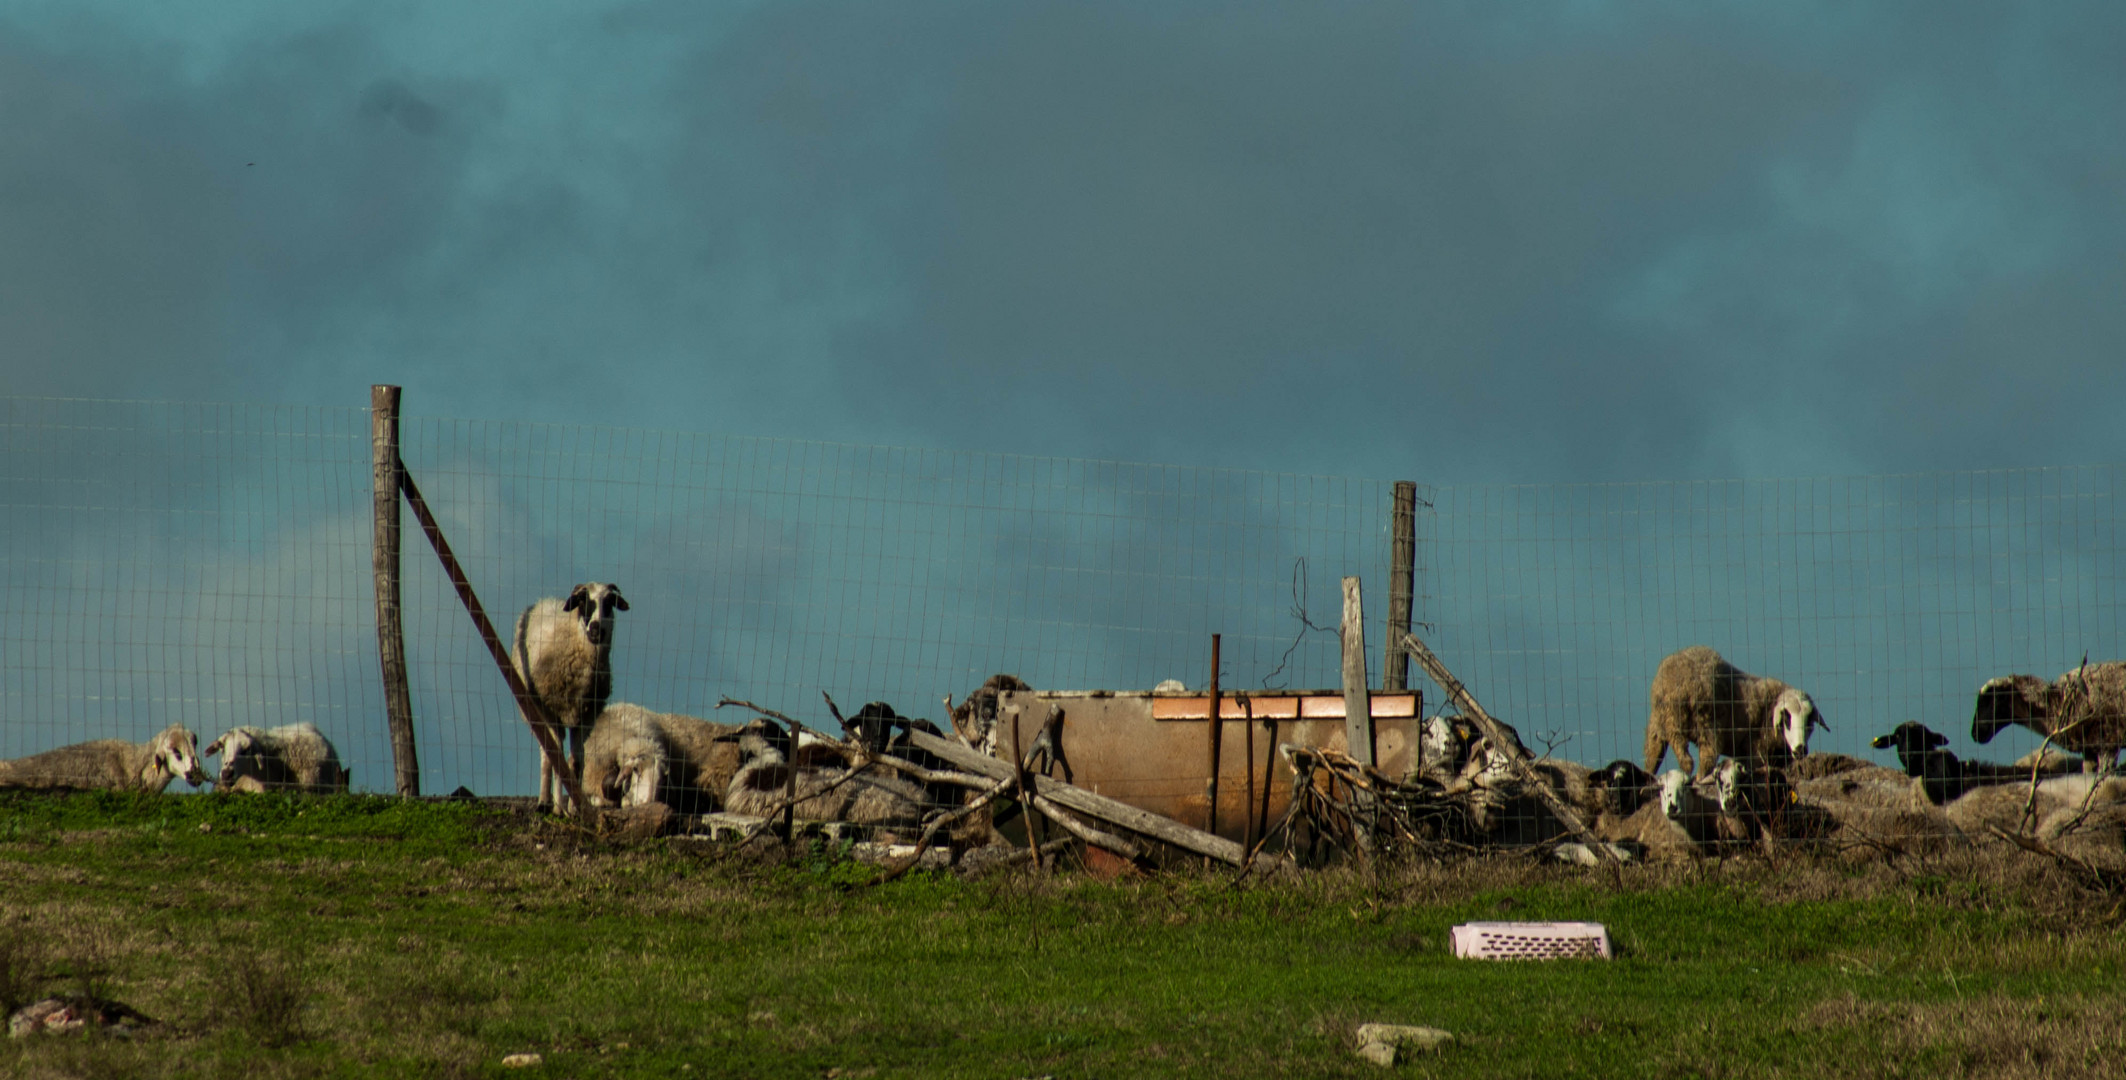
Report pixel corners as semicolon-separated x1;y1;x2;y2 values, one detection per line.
500;1052;544;1067
1355;1023;1453;1066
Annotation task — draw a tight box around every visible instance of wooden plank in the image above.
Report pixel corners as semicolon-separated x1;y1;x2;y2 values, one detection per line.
370;385;420;797
901;728;1249;866
1340;576;1375;766
1151;694;1414;721
1384;481;1417;692
1399;630;1614;860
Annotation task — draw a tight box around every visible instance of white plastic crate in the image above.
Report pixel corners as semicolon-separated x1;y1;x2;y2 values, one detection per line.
1450;921;1611;960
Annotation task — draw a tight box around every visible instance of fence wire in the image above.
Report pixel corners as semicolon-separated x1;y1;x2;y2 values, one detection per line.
4;396;2122;859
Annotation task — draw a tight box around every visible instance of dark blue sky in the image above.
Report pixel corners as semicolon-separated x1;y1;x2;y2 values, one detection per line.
7;2;2124;482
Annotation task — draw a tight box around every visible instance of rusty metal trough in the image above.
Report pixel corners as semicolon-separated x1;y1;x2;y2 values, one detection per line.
997;688;1421;845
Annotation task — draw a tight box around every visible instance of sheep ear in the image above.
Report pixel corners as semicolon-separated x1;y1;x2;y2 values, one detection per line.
1868;733;1893;749
1928;729;1948;749
204;737;225;757
609;588;628;611
564;586;591;613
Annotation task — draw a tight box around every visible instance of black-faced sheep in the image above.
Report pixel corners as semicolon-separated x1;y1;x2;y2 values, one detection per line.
0;724;207;792
1644;645;1824;779
511;582;628;812
1971;661;2126;772
203;723;350;794
1870;721;2080;805
718;718;929;834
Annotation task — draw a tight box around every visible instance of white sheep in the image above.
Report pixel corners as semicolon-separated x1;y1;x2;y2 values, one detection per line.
1658;768;1737;851
511;582;628;813
1944;772;2126;839
719;718;928;834
1644;645;1823;779
1972;661;2126;772
580;703;744;813
1791;766;1959;853
202;723;349;794
0;724;207;792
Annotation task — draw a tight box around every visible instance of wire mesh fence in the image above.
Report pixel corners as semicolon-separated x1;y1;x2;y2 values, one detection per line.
4;395;2122;859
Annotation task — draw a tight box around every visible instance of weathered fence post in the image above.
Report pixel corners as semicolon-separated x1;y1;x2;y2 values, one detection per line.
1383;481;1417;692
371;385;420;797
1341;576;1375;766
1204;633;1223;840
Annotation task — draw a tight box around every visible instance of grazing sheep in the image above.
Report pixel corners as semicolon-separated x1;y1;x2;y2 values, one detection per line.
1644;646;1824;779
1971;662;2126;772
511;583;628;812
581;703;743;814
949;673;1031;757
0;724;206;792
202;723;349;794
719;718;928;833
1871;721;2079;805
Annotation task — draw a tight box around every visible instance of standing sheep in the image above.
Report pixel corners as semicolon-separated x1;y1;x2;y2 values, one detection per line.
1643;646;1824;780
511;583;628;813
1971;661;2126;772
0;724;206;792
203;723;350;794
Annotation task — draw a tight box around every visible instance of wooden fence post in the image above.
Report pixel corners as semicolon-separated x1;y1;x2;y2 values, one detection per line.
1384;481;1417;692
1340;576;1375;766
1204;633;1222;840
371;385;420;797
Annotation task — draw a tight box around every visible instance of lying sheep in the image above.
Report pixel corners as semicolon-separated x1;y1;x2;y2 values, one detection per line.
512;582;628;812
1644;645;1824;779
718;718;929;833
1792;766;1959;854
1972;661;2126;772
1944;771;2126;839
202;723;349;794
0;724;207;792
580;703;744;814
1659;769;1741;852
1871;721;2080;805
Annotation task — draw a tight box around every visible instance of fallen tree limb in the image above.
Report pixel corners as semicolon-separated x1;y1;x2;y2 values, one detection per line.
900;727;1250;866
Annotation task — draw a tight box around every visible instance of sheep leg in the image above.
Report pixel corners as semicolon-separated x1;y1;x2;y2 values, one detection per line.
1643;720;1668;774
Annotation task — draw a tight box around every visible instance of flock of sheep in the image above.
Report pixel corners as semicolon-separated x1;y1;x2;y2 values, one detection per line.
1418;645;2126;863
9;573;2126;873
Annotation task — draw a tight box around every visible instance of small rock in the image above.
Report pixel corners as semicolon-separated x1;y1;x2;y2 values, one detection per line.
500;1052;543;1067
1355;1023;1453;1066
198;822;212;834
9;996;155;1038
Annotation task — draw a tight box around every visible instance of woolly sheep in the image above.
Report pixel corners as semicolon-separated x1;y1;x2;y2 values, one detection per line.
1792;766;1960;854
1971;661;2126;772
580;703;744;814
1944;772;2126;839
719;718;929;833
0;724;206;792
1870;721;2079;805
202;723;349;794
511;582;628;812
1644;646;1824;779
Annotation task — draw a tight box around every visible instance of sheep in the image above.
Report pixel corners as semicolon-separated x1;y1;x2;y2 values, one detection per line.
1413;714;1480;786
842;701;962;812
1790;766;1961;854
718;718;929;834
1588;759;1657;820
0;724;206;792
1944;772;2126;839
202;723;349;794
580;703;744;814
949;673;1031;757
1971;661;2126;772
1658;768;1739;851
1644;645;1824;779
1787;752;1873;782
511;583;628;812
1870;721;2081;806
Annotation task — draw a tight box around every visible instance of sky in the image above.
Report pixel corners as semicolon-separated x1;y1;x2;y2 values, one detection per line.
6;3;2126;794
7;1;2124;484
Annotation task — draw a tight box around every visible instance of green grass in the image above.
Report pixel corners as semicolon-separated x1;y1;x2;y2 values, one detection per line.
4;790;2125;1078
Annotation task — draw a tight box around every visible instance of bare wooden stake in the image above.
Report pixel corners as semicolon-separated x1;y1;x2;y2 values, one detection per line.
1240;693;1257;854
1011;708;1043;870
397;464;586;820
370;385;419;797
1340;577;1375;766
1384;481;1417;692
1205;633;1223;841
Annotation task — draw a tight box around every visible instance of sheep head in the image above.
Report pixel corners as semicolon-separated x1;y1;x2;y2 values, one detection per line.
1420;715;1479;774
1771;689;1823;758
154;724;208;787
1658;769;1695;821
1593;759;1655;816
608;737;665;809
562;582;628;646
1972;675;2049;744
